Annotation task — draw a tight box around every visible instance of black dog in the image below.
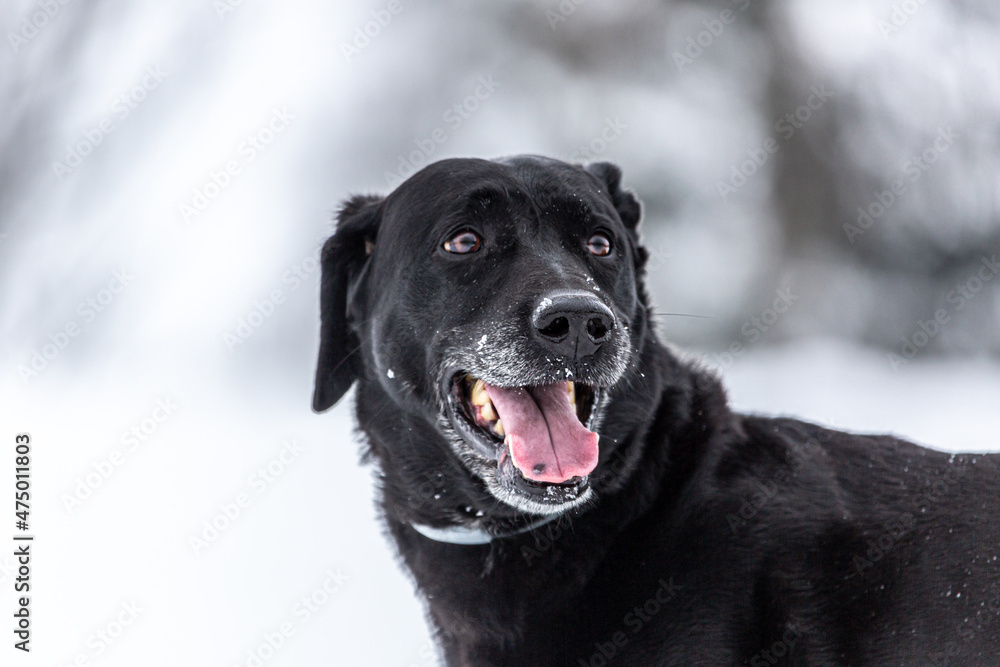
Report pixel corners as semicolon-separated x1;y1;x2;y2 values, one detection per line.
313;156;1000;665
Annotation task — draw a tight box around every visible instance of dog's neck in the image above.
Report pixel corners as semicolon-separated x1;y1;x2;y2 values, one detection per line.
354;341;730;662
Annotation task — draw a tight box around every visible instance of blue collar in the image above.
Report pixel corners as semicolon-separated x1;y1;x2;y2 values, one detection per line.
409;512;563;545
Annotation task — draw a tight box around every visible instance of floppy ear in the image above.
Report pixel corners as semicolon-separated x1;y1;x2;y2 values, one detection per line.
312;194;383;413
585;162;647;271
585;162;641;231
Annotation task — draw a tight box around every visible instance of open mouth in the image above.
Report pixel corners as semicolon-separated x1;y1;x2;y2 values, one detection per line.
447;372;603;504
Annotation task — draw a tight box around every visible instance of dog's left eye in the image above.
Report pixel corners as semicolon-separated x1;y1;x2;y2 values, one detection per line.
587;233;612;256
443;230;481;254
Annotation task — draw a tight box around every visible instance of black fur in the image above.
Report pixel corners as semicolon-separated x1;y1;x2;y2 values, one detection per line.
313;156;1000;665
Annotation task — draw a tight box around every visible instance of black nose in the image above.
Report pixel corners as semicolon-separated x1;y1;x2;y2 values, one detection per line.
531;291;615;360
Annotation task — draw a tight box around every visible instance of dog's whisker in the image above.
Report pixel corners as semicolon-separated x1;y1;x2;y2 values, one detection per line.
649;311;715;319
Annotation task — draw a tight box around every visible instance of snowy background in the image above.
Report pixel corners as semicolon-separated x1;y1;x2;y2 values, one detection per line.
1;1;998;665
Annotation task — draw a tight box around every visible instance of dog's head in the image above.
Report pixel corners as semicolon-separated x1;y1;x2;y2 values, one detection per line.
314;156;661;519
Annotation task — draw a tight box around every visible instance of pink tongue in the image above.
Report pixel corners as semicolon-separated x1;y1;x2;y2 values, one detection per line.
484;383;599;483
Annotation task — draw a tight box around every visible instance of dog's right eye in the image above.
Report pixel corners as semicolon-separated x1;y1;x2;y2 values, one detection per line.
443;230;482;254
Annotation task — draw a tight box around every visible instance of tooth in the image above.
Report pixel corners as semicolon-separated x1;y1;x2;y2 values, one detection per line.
494;418;504;436
471;379;488;406
479;400;496;421
567;381;575;406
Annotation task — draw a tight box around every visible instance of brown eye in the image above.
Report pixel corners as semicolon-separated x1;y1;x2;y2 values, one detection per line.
443;230;481;254
587;233;612;256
